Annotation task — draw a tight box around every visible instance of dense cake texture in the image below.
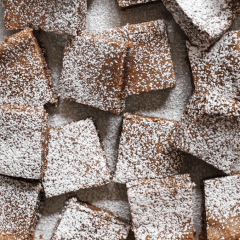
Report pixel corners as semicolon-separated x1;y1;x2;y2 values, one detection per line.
173;91;240;174
99;20;176;96
204;174;240;240
113;113;183;184
187;30;240;99
162;0;239;49
60;32;130;114
51;197;130;240
0;28;56;107
0;104;48;179
118;0;157;8
127;174;195;240
0;175;41;240
3;0;87;36
43;119;111;198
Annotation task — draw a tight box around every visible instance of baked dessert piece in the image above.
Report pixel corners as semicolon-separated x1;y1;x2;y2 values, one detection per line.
173;91;240;174
0;28;56;107
113;113;183;184
0;175;42;240
187;30;240;99
204;174;240;240
60;32;130;115
0;104;48;179
127;174;195;240
3;0;87;36
43;118;111;198
99;20;176;96
118;0;157;8
162;0;240;50
51;197;130;240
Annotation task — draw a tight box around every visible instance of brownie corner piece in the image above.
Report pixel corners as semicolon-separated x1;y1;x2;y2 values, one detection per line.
43;118;111;198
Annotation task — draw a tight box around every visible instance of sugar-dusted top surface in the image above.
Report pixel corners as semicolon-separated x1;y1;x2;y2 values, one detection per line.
60;32;129;114
3;0;87;36
0;104;48;179
113;113;183;184
51;197;130;240
0;175;41;240
188;31;240;99
204;174;240;239
127;174;195;240
117;0;157;8
174;91;240;174
100;20;176;96
43;118;111;198
0;28;56;107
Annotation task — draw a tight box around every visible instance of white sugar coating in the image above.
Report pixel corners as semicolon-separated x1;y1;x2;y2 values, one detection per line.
0;28;56;107
204;174;240;239
118;0;157;8
187;30;240;99
162;0;239;49
174;91;240;174
99;20;176;96
43;118;111;198
126;174;195;240
3;0;87;36
0;104;48;179
60;32;129;115
0;175;41;240
51;197;130;240
113;113;183;184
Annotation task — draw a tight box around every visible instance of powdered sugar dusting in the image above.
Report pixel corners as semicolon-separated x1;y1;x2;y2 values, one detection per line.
118;0;157;8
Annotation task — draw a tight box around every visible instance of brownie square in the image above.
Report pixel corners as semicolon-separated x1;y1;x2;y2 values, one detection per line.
0;104;48;179
3;0;87;36
187;30;240;99
162;0;239;49
99;20;176;96
174;91;240;174
0;175;41;240
127;174;195;240
60;33;130;114
113;113;183;184
43;118;111;198
51;197;130;240
118;0;157;8
204;174;240;240
0;28;56;107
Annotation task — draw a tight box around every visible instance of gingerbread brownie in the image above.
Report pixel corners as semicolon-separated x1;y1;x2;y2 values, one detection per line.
187;30;240;99
0;28;56;107
173;91;240;174
118;0;157;8
0;175;42;240
43;119;111;198
0;104;48;179
113;113;183;184
3;0;87;36
162;0;239;49
60;32;130;114
99;20;176;96
127;174;195;240
51;197;130;240
204;174;240;240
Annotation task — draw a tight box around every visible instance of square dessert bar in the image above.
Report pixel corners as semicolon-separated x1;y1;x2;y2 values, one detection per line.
0;175;42;240
204;174;240;240
43;118;111;198
118;0;157;8
113;113;183;184
60;33;130;115
3;0;87;36
99;20;176;96
127;174;195;240
187;30;240;99
162;0;239;49
0;28;56;107
174;91;240;174
0;104;48;179
51;197;130;240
